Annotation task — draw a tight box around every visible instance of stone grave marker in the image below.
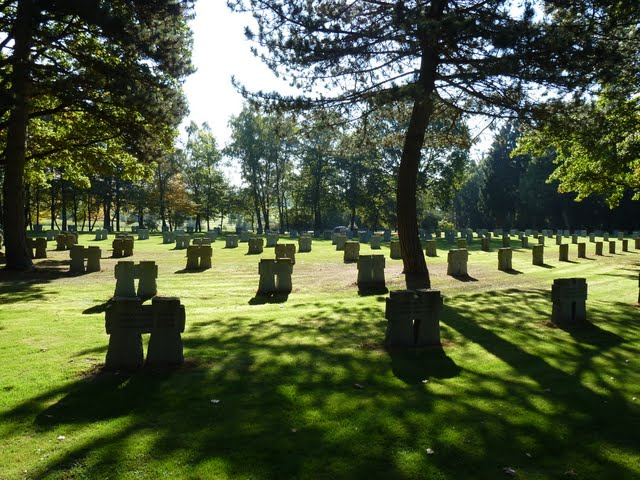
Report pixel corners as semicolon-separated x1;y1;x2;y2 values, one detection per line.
275;243;297;264
389;240;401;259
248;237;264;254
343;241;360;263
551;278;587;326
357;254;385;290
370;235;382;249
555;235;562;245
456;238;467;249
635;237;640;250
577;242;586;258
447;249;468;276
425;239;437;257
258;258;293;294
571;234;578;244
559;243;569;262
186;245;212;270
532;245;544;265
384;289;443;347
266;232;279;247
502;235;510;248
480;237;490;252
298;235;312;253
498;248;512;271
521;236;529;248
240;231;251;242
335;234;348;251
595;241;603;256
537;235;545;246
105;296;186;369
138;229;150;240
162;231;176;244
622;239;629;252
225;235;239;248
608;240;616;254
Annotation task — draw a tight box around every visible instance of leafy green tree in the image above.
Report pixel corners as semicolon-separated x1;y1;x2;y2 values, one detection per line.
182;122;225;231
229;0;636;287
1;0;194;269
517;86;640;208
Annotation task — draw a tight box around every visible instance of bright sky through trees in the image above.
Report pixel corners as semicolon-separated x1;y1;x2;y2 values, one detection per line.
182;1;493;157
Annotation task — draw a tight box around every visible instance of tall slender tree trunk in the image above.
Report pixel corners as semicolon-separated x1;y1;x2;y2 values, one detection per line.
397;17;443;289
35;185;40;227
50;182;56;229
3;0;34;270
61;183;67;231
25;184;31;230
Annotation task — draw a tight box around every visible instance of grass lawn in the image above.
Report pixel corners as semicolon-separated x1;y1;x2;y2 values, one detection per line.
1;233;639;480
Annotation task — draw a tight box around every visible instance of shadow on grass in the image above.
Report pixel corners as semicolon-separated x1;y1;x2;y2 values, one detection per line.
248;292;289;304
357;285;389;296
501;269;523;275
535;263;556;269
82;299;113;315
388;346;461;384
174;268;211;274
450;274;478;282
2;290;639;479
0;265;70;304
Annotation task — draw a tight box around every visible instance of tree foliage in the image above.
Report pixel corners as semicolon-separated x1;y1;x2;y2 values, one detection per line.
228;0;640;288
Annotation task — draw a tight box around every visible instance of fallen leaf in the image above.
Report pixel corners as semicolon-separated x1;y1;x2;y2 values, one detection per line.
525;453;532;458
425;448;435;455
354;383;365;389
502;466;517;476
210;399;220;404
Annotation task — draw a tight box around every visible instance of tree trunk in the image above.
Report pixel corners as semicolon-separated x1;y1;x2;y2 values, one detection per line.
35;185;40;227
3;0;34;270
50;182;56;229
61;183;67;231
397;31;442;289
25;184;32;230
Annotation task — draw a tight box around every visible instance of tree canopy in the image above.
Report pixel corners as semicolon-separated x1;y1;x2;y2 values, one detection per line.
228;0;640;288
1;0;195;269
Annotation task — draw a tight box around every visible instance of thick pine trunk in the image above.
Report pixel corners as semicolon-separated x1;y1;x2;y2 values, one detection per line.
397;19;443;289
3;0;34;270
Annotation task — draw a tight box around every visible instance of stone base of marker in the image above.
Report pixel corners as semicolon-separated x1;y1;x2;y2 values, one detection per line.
595;241;603;256
532;245;544;265
248;237;264;254
384;289;443;347
447;249;468;276
551;278;588;327
258;258;293;294
275;243;296;264
608;241;616;254
425;240;437;257
105;296;186;369
357;255;385;291
559;243;569;262
343;241;360;263
389;240;401;259
498;248;512;271
577;242;586;259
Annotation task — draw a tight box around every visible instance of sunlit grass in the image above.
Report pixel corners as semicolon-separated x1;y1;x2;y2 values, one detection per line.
0;233;639;479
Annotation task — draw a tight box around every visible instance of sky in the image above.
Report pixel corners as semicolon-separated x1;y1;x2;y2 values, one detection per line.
181;2;494;159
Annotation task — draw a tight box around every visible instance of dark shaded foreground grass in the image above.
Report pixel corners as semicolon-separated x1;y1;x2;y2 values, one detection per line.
0;237;639;479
